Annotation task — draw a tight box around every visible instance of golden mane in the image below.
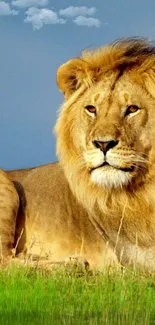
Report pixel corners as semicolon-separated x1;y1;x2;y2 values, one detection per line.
55;37;155;252
57;37;155;98
82;37;155;75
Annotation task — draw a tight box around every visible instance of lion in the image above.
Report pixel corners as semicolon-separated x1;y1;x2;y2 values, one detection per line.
3;37;155;271
0;169;19;259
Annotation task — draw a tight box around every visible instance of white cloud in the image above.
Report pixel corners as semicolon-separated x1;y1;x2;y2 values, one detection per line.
12;0;48;8
24;7;66;30
59;6;96;18
73;16;101;28
0;1;18;15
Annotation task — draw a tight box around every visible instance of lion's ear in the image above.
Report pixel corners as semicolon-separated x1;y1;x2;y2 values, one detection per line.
57;58;92;98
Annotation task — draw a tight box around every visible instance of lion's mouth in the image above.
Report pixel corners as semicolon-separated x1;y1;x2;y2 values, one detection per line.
91;162;135;173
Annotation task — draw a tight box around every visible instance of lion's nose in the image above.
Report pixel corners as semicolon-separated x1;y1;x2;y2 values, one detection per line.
93;140;119;154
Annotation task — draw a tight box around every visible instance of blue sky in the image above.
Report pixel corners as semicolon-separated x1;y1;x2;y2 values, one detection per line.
0;0;155;169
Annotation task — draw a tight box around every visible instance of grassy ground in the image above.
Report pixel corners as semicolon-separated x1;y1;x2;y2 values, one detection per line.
0;265;155;324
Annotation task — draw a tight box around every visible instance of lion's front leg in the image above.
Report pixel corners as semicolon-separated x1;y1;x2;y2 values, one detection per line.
30;255;89;273
9;239;120;273
11;249;121;274
10;254;89;275
34;242;120;273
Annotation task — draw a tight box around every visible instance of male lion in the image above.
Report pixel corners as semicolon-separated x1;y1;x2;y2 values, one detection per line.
4;37;155;271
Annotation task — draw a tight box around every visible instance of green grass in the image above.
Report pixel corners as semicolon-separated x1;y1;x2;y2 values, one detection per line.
0;266;155;324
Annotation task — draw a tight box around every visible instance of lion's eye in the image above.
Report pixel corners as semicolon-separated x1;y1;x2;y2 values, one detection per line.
125;105;140;116
85;105;96;114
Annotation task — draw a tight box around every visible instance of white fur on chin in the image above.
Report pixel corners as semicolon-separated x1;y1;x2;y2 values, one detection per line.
91;168;131;188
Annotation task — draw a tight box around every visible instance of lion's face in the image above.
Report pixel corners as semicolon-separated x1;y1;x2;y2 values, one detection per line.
56;38;155;190
79;74;153;188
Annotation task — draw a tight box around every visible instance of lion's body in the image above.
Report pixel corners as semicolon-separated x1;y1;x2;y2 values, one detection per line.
0;169;19;258
2;37;155;270
7;163;117;269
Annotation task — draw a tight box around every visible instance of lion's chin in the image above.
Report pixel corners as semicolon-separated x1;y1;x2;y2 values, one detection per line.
91;167;132;189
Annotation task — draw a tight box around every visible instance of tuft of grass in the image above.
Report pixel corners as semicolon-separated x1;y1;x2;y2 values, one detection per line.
0;266;155;324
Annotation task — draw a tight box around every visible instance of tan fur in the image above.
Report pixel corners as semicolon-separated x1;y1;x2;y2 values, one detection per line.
3;37;155;271
0;170;19;259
